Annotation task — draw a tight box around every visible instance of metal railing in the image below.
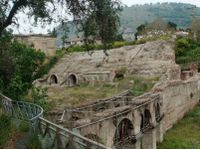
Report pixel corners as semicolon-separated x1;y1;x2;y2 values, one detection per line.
0;93;108;149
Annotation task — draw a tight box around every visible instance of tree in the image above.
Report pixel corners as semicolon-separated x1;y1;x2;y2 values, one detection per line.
0;32;45;100
147;18;168;31
0;0;122;46
80;0;122;49
190;18;200;42
168;21;177;30
136;24;146;35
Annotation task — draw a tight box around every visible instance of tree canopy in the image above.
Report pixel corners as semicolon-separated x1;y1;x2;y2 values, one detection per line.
0;0;122;46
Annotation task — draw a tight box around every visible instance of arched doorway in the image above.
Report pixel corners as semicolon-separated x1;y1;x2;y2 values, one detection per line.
140;114;144;132
67;74;77;87
143;109;152;130
114;118;134;148
50;75;58;85
155;103;161;122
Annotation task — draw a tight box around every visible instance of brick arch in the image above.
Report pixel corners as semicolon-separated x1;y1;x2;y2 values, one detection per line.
49;74;59;85
113;118;134;147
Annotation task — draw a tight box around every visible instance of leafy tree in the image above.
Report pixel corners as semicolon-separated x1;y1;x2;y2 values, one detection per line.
136;24;146;35
168;21;177;30
0;31;45;100
48;28;57;38
147;18;168;31
80;0;122;49
190;18;200;42
0;0;122;47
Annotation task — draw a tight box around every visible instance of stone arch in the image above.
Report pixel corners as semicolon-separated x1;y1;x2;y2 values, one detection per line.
140;113;144;132
155;103;161;122
67;74;78;87
49;74;58;85
113;118;134;147
143;109;152;130
114;72;124;80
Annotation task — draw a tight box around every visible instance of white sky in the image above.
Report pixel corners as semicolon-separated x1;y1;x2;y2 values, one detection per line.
11;0;200;34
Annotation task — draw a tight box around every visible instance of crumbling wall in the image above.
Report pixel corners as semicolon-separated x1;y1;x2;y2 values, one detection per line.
160;77;200;132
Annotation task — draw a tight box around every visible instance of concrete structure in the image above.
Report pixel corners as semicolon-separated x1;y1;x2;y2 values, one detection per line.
15;34;58;56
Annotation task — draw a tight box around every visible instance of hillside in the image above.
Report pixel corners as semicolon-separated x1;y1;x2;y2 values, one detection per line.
55;2;200;44
121;2;200;33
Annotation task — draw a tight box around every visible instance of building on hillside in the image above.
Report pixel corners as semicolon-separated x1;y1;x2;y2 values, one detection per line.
122;28;135;41
64;37;101;48
14;34;58;56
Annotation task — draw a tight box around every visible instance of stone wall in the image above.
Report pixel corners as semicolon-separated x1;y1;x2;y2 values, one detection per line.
15;35;57;56
35;39;178;86
160;76;200;132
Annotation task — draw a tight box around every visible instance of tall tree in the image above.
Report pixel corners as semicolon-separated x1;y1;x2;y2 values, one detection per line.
0;0;122;46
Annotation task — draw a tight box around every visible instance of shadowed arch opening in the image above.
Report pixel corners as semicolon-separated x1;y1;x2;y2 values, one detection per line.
140;114;144;132
67;74;77;87
114;118;134;147
143;109;151;130
50;74;58;84
155;103;161;122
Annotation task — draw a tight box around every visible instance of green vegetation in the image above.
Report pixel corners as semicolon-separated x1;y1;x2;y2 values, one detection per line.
30;86;55;113
0;114;12;148
26;134;42;149
34;50;65;79
158;104;200;149
56;3;200;40
129;76;159;96
175;37;200;67
48;75;158;107
0;31;45;100
66;41;135;53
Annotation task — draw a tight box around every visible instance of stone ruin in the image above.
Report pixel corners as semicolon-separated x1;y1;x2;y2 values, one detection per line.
34;39;180;87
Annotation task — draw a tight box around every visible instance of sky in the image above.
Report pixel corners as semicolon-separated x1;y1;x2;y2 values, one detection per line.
11;0;200;34
122;0;200;7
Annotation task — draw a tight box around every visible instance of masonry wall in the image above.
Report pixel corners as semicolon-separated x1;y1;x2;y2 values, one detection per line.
16;36;57;56
161;77;200;132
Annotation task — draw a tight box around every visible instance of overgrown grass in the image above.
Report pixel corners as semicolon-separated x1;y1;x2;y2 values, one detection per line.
158;104;200;149
47;75;158;107
0;114;12;148
26;134;42;149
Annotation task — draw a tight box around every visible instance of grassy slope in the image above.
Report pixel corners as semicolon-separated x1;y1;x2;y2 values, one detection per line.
47;75;158;108
158;104;200;149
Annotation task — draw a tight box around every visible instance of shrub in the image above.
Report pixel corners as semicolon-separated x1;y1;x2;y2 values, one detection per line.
175;38;189;56
112;41;126;48
31;86;53;113
26;134;42;149
0;114;11;148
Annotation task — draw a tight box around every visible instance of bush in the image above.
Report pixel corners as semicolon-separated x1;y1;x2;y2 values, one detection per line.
26;134;42;149
31;86;52;113
34;49;64;79
0;114;12;148
175;38;189;56
112;41;126;48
